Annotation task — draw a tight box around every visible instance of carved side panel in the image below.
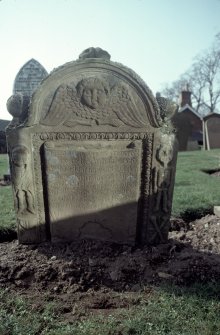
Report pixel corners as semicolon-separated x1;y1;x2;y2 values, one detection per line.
136;134;154;244
43;140;142;244
9;139;44;243
147;133;178;244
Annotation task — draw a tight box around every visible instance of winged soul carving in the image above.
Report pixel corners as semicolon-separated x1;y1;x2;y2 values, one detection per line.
40;77;149;128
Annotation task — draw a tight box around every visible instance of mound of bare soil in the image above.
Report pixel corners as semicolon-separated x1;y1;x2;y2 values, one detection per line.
1;214;220;316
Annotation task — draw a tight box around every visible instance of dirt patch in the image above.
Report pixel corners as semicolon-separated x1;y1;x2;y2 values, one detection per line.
1;214;220;317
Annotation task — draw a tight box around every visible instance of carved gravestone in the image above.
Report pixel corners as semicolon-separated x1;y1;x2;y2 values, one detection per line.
6;48;178;245
13;58;48;97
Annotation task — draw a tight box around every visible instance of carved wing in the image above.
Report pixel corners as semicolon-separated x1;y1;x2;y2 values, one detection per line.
40;85;79;126
110;84;149;128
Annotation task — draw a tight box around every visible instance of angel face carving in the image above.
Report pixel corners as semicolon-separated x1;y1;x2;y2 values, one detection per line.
76;78;109;110
40;76;149;128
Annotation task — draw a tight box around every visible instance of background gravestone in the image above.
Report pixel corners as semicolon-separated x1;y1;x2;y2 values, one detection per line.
203;113;220;150
6;59;48;128
6;48;178;245
13;58;48;97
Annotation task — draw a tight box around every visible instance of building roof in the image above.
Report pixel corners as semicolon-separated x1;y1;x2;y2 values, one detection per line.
178;104;202;120
0;119;10;132
203;112;220;121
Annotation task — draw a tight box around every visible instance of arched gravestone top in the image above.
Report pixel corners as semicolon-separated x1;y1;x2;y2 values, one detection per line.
13;59;48;97
26;57;162;129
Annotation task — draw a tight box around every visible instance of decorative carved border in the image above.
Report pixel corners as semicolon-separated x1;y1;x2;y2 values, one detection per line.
136;133;154;243
32;135;48;241
33;132;150;141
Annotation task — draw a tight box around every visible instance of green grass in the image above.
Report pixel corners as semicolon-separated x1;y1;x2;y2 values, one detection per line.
0;153;9;179
1;284;220;334
0;186;16;231
172;149;220;217
0;154;15;232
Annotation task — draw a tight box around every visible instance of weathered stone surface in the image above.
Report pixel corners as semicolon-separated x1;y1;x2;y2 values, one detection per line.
13;58;48;97
79;47;111;60
6;94;30;127
44;141;141;243
6;48;178;245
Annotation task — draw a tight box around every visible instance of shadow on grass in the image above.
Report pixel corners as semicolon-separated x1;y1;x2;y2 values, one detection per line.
201;168;220;175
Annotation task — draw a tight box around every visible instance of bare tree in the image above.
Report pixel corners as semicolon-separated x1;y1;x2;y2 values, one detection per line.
197;35;220;113
160;78;187;104
161;33;220;115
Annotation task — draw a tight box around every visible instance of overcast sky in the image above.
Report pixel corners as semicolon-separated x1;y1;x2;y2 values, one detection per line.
1;0;220;120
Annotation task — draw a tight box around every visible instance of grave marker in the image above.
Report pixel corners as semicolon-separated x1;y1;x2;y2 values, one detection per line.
6;48;178;245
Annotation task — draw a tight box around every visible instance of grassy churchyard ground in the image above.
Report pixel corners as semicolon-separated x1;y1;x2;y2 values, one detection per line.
0;150;220;335
0;154;15;233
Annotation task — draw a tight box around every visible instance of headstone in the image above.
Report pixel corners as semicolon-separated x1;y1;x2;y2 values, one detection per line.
6;47;178;245
13;58;48;97
203;113;220;150
7;59;48;128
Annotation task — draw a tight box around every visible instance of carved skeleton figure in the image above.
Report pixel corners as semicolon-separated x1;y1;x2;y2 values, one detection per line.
153;141;174;213
153;166;172;213
40;77;149;128
149;139;175;243
11;145;35;215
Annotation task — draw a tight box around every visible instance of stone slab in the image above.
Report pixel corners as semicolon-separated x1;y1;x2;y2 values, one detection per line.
44;141;141;243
